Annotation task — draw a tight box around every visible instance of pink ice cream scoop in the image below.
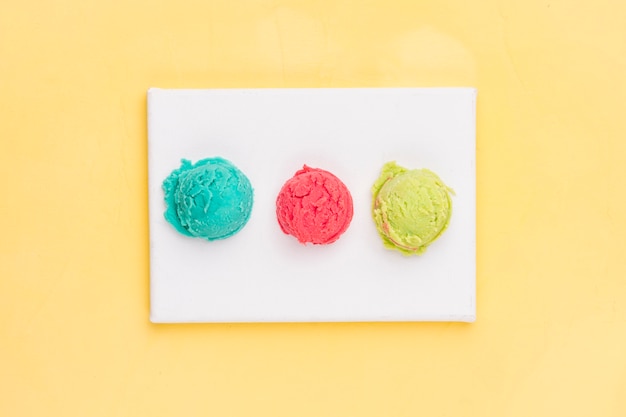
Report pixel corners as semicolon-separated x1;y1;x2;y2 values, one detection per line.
276;165;353;245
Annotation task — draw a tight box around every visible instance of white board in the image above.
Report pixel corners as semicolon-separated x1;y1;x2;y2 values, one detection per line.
148;88;476;322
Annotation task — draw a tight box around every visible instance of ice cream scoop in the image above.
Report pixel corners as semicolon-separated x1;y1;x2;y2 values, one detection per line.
276;165;353;245
162;158;253;241
372;161;453;255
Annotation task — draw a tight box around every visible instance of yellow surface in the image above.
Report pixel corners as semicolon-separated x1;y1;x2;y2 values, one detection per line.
1;0;625;415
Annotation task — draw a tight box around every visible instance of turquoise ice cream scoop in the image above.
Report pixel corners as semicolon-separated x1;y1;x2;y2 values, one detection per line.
162;158;254;241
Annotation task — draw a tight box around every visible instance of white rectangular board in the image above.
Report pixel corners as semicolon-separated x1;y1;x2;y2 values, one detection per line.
148;88;476;322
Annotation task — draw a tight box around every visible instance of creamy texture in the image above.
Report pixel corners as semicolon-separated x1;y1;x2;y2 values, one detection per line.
276;165;353;244
162;158;253;241
372;161;453;255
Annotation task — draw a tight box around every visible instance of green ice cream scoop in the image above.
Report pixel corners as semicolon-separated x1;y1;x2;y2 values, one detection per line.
162;158;254;241
372;161;453;255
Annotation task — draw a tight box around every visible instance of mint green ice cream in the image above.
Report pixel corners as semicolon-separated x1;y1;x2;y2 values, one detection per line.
162;158;254;241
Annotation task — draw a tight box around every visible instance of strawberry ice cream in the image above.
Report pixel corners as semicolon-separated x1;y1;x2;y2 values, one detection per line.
276;165;353;245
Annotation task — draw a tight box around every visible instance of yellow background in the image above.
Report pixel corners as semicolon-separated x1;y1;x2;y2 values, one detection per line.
2;0;625;415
